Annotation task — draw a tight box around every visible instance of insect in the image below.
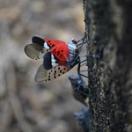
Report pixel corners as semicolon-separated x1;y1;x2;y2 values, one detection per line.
24;36;80;83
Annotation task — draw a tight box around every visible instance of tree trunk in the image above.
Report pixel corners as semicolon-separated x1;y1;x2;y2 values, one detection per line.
82;0;132;132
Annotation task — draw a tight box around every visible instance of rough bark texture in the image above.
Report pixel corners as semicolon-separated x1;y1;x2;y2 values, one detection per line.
82;0;132;132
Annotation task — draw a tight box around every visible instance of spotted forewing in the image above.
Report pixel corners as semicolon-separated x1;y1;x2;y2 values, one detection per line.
35;64;68;83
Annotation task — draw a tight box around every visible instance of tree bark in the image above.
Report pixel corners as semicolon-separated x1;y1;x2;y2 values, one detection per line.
82;0;132;132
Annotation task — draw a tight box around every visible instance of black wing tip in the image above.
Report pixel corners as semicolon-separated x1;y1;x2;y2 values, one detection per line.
32;36;44;46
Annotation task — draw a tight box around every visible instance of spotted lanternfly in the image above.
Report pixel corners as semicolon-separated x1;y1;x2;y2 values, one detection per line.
24;36;79;82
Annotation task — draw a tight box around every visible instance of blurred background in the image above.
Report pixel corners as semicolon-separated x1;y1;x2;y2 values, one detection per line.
0;0;85;132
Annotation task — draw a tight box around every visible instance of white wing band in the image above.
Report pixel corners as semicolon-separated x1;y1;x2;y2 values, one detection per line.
51;54;58;67
44;42;50;49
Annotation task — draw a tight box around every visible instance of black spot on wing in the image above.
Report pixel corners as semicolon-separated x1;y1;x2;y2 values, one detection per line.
58;74;60;76
48;41;55;47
